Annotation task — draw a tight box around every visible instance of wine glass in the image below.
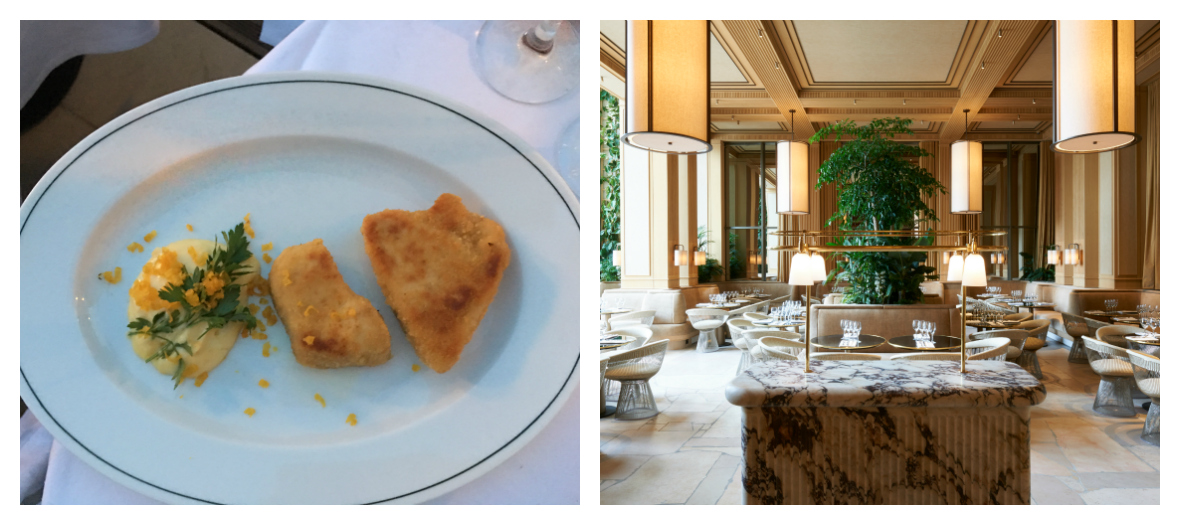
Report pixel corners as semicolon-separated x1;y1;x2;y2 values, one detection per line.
475;21;579;104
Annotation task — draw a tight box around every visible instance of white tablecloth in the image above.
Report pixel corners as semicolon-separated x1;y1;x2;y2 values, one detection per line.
21;20;579;505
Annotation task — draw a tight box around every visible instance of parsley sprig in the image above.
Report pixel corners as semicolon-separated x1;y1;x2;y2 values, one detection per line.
127;223;260;388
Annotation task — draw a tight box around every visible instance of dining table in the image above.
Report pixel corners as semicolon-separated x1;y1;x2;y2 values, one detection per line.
19;20;578;505
810;334;887;352
887;335;963;352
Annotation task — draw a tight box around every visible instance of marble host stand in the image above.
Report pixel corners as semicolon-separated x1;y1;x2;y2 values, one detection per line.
726;359;1045;504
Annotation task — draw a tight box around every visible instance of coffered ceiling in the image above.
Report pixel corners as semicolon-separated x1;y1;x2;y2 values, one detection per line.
601;20;1161;144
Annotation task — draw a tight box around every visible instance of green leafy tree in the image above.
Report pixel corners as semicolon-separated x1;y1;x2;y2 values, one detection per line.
696;226;723;283
809;117;945;304
600;90;621;281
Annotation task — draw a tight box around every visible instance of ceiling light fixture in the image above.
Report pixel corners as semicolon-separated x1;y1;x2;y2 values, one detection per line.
776;109;809;215
757;29;764;37
998;28;1004;38
1052;20;1139;153
774;61;780;69
951;109;983;214
622;20;711;154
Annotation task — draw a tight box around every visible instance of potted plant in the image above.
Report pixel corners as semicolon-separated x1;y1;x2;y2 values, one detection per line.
809;117;945;304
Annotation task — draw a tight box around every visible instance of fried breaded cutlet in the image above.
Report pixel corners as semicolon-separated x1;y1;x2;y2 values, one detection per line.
269;239;391;369
361;193;510;373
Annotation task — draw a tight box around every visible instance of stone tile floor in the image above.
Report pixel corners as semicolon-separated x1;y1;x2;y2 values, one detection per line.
600;338;1159;505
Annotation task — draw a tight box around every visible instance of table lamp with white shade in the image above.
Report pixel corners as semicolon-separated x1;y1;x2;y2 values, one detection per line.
788;244;817;372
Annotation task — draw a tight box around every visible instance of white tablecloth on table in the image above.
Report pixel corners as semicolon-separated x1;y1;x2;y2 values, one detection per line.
21;20;579;505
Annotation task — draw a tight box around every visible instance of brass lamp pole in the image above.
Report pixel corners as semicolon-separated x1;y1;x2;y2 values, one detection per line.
958;235;988;374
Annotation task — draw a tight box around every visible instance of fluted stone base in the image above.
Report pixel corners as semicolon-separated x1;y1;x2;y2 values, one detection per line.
741;405;1032;504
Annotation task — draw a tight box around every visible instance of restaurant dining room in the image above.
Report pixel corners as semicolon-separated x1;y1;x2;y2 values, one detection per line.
598;20;1161;505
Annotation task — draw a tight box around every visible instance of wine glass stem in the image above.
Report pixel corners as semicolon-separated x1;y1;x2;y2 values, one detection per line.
523;21;559;54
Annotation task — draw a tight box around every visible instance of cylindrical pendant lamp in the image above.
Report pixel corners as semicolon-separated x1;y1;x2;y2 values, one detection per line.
951;109;982;214
777;110;809;215
1053;20;1139;153
623;20;711;154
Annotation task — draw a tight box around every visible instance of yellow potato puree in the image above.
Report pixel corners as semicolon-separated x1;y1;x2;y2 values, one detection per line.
127;239;260;380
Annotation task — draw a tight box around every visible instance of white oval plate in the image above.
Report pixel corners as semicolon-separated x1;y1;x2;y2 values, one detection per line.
19;72;580;504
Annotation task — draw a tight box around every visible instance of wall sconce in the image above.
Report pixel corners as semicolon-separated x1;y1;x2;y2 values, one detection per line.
612;249;622;267
748;250;763;266
942;251;952;265
673;244;688;266
990;252;1006;265
694;246;707;266
1046;246;1059;265
1064;243;1083;266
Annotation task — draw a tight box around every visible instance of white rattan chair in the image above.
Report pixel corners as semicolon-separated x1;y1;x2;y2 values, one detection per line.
744;312;771;322
686;308;729;353
604;339;669;420
601;326;653;401
758;336;801;361
727;318;756;348
608;309;656;331
1004;312;1033;323
969;329;1028;363
1082;336;1136;417
1127;349;1160;445
741;329;791;366
599;358;609;415
1096;324;1140;350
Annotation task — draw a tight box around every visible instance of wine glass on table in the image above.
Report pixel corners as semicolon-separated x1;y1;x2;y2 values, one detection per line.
474;21;579;104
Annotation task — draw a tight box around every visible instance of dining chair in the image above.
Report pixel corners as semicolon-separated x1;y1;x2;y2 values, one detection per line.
1096;324;1141;350
1003;312;1033;323
741;329;792;367
758;336;802;361
744;312;771;322
1014;319;1050;379
601;326;653;401
599;358;609;416
686;308;729;354
1062;312;1093;364
604;339;669;420
1082;336;1136;417
607;309;655;331
726;318;756;350
969;329;1028;364
1126;349;1160;445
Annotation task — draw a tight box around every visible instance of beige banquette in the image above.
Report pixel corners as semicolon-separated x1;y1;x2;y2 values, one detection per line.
601;286;720;349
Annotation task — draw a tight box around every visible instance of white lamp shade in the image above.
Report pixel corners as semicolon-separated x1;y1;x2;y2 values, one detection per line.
694;250;706;266
776;140;810;215
624;20;711;154
947;254;964;282
942;251;951;265
951;140;982;214
673;246;688;266
962;253;988;287
1047;249;1058;265
809;252;826;284
787;252;814;285
1053;20;1139;153
612;249;622;267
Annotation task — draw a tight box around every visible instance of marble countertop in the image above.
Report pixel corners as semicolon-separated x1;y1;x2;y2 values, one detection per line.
726;360;1046;409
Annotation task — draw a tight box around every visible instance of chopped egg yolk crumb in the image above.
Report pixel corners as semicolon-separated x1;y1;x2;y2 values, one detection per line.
258;379;269;388
194;372;209;387
251;332;268;340
261;242;273;251
101;267;123;284
262;253;272;264
199;273;226;305
412;364;421;372
127;242;144;253
143;230;158;243
244;408;256;417
346;414;357;426
260;298;269;305
186;224;193;232
248;304;260;315
262;342;271;357
183;289;201;307
303;305;317;317
186;246;206;266
243;213;255;239
241;328;251;339
303;335;315;346
129;249;185;310
261;306;277;326
314;393;325;408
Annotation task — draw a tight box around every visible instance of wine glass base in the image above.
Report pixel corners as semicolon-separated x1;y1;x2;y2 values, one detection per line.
476;21;579;104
